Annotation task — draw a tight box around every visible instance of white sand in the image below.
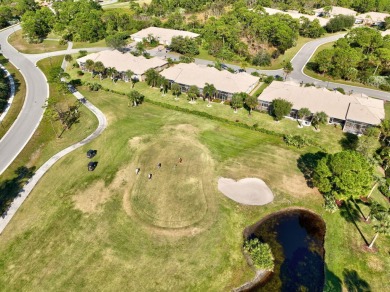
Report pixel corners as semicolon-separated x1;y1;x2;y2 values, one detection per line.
218;177;274;206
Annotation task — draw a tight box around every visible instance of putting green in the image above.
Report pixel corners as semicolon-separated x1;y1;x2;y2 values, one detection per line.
129;131;213;228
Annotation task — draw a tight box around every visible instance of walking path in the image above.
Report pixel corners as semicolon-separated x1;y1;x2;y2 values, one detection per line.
0;64;16;123
0;89;107;234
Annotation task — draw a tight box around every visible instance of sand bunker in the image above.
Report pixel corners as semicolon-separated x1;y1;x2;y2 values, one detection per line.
218;177;274;205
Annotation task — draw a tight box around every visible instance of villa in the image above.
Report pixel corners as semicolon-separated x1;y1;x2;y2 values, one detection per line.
160;63;259;100
130;27;199;46
77;50;168;81
258;81;385;134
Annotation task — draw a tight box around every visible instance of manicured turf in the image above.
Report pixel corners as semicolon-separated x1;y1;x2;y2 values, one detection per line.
8;30;67;54
0;55;26;139
0;83;388;291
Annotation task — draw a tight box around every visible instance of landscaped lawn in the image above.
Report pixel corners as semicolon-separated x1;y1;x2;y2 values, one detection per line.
67;64;345;153
72;39;107;49
0;84;388;291
0;55;26;139
8;30;67;54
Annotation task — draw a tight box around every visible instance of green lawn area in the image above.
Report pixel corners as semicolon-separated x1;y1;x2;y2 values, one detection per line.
303;42;383;91
67;65;345;153
102;1;133;12
8;30;67;54
0;83;388;291
0;55;26;139
384;101;390;120
72;39;107;49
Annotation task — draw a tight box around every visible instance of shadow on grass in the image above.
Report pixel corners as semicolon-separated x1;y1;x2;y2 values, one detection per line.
340;132;358;150
342;269;371;292
339;201;369;246
297;151;327;187
0;166;35;216
324;264;342;292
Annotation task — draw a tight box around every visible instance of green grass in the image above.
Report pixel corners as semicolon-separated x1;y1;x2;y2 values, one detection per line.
67;65;345;153
384;101;390;120
303;42;383;91
0;55;26;139
0;85;388;291
72;39;107;49
8;30;67;54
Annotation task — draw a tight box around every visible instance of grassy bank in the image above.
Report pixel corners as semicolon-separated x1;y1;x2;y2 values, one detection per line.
0;55;26;139
0;85;388;291
8;30;67;54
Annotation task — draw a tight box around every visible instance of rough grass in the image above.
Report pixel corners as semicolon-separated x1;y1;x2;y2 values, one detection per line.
72;39;107;49
8;30;67;54
0;55;26;139
0;85;388;291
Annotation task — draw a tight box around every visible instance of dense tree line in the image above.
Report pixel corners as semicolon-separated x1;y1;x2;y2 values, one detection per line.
0;0;38;28
313;27;390;88
0;69;10;113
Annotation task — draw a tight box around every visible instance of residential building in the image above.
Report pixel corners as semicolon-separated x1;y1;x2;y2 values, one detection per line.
160;63;259;100
314;6;357;17
258;81;384;134
130;27;199;46
356;12;390;26
77;50;168;81
264;7;329;26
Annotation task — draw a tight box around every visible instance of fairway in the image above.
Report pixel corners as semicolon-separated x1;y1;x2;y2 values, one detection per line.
128;126;213;228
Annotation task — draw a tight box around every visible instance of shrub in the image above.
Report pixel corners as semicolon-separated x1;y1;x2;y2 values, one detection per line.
271;98;293;121
87;82;102;91
274;75;284;81
325;15;355;32
284;134;309;148
323;193;338;213
334;87;345;94
271;49;280;59
252;50;271;66
243;238;274;271
264;76;274;84
78;50;87;58
251;71;260;77
77;70;84;76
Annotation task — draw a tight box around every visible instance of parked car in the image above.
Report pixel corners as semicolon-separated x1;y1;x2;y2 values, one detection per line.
235;68;246;73
67;84;76;93
87;149;97;158
221;64;229;70
88;161;98;171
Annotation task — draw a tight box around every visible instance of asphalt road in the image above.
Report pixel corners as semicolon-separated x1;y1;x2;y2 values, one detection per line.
0;25;49;176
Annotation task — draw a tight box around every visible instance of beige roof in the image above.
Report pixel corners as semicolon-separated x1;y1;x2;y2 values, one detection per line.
160;63;259;94
314;6;357;16
77;50;167;75
258;81;384;125
264;7;328;26
130;27;199;44
357;12;390;22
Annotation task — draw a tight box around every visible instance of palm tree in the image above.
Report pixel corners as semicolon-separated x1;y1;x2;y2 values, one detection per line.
368;207;390;249
84;59;95;76
145;69;160;87
158;76;169;95
244;94;257;115
311;111;328;130
127;90;144;107
231;93;244;113
93;61;105;81
171;82;181;99
125;69;135;87
282;60;293;80
187;85;200;102
365;201;386;222
203;83;216;102
297;107;311;126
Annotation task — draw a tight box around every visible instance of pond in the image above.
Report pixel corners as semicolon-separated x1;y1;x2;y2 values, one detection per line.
243;208;326;291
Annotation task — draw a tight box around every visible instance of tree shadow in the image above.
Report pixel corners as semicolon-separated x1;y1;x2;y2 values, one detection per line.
339;201;369;246
0;57;9;65
324;264;342;292
340;132;358;150
0;166;36;216
342;269;371;292
297;151;327;187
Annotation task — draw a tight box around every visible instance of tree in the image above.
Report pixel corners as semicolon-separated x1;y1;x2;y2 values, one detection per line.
125;70;135;87
64;55;73;62
314;49;334;75
244;94;257;115
171;82;181;98
127;90;144;107
106;67;118;82
271;98;293;121
282;60;293;79
0;6;12;29
368;207;390;249
105;32;128;51
144;69;160;87
231;93;244;113
158;76;169;95
313;150;374;203
365;201;386;222
202;83;216;101
311;111;328;130
187;85;200;102
325;15;355;33
93;61;105;80
252;49;271;66
85;59;95;76
169;36;199;55
21;8;54;43
297;107;311;125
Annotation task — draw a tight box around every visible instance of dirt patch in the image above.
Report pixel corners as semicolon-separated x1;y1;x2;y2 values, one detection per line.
366;255;384;271
73;180;111;213
163;124;199;135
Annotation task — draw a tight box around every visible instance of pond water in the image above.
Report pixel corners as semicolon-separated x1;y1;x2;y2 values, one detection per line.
245;209;325;291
